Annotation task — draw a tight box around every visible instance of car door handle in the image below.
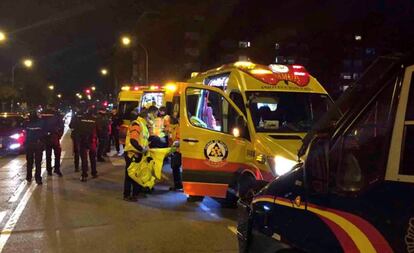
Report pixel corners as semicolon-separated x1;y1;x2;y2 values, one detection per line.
183;138;199;143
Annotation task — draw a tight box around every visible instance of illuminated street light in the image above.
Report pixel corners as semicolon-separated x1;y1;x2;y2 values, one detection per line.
120;35;149;84
57;94;62;98
355;35;362;41
91;86;96;91
10;57;34;112
0;31;6;42
101;68;108;76
121;36;131;47
48;85;55;90
23;59;33;68
78;94;83;99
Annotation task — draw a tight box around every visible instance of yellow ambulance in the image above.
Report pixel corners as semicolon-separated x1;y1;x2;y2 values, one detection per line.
117;84;177;144
176;61;334;201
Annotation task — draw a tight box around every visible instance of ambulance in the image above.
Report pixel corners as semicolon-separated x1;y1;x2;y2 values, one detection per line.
237;53;414;253
175;61;334;201
117;83;177;144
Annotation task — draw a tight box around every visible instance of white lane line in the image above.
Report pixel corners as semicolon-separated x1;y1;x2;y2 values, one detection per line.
0;212;7;225
8;181;27;203
0;151;66;252
0;177;40;252
1;158;26;170
227;226;238;235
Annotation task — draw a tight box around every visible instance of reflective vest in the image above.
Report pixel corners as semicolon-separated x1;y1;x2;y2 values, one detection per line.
152;117;166;138
124;117;149;155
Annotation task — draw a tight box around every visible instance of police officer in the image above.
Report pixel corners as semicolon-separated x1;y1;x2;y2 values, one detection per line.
109;109;121;155
44;106;64;177
169;111;183;191
123;108;149;201
25;110;46;185
73;108;98;182
96;108;110;162
69;109;81;172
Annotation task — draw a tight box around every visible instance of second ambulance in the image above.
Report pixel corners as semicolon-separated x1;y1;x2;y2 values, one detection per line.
177;61;334;201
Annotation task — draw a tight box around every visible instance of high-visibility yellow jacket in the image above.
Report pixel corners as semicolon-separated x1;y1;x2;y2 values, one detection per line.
152;115;170;138
124;117;149;157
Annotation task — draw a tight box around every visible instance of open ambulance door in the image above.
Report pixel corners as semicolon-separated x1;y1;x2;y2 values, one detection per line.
178;83;250;198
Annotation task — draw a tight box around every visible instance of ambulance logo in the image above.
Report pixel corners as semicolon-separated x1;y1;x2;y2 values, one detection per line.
204;140;228;166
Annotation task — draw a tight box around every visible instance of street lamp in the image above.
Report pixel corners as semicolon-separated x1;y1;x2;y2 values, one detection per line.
48;85;54;90
57;94;62;98
120;35;149;84
0;31;6;42
23;59;33;68
91;86;96;91
121;36;131;47
11;58;34;111
100;68;108;76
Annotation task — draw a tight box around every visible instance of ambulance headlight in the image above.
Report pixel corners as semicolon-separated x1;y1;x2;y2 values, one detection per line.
268;156;297;176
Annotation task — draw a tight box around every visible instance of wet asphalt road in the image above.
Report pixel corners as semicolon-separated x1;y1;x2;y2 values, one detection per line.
0;124;238;253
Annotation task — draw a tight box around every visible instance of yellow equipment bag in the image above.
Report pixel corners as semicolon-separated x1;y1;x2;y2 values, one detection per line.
127;154;156;189
149;148;171;180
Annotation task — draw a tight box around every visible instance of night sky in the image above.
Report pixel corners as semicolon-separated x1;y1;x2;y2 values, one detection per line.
0;0;413;99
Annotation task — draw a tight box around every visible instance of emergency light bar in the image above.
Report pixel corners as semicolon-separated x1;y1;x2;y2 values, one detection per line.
244;64;310;87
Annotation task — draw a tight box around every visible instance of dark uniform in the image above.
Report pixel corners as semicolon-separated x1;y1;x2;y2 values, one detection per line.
96;111;110;161
44;110;64;176
69;112;81;172
109;110;121;153
25;111;46;185
72;111;98;182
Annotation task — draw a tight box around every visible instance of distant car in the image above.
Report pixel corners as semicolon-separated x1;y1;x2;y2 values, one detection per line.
0;113;27;155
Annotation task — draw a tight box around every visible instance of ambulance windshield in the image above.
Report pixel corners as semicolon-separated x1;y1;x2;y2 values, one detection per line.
247;91;332;133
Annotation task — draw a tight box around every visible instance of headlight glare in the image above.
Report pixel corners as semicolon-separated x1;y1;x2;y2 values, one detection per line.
269;155;297;176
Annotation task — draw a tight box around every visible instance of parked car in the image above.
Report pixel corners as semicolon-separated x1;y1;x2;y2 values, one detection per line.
0;113;27;155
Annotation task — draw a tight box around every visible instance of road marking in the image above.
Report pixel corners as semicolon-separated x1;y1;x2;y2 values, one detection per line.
0;175;41;252
8;181;27;203
228;226;238;235
0;151;66;252
1;158;26;170
0;212;6;225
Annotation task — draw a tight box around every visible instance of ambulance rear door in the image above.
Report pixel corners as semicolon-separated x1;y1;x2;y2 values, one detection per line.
179;83;251;198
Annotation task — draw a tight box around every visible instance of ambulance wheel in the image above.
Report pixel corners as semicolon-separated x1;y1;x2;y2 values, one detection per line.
187;195;204;202
237;174;256;200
